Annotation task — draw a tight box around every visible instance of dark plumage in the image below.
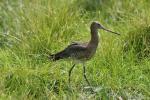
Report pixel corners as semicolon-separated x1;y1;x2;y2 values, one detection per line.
49;21;120;92
49;42;85;61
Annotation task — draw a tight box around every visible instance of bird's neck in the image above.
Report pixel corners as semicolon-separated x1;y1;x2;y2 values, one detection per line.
88;28;99;47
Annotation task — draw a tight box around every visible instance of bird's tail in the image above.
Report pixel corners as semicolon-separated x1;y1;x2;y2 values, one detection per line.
49;50;69;61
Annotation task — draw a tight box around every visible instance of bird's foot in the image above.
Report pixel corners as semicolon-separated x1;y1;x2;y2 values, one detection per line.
83;86;95;94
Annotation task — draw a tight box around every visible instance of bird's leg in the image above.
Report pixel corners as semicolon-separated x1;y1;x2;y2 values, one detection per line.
83;63;94;92
68;64;76;84
83;64;91;86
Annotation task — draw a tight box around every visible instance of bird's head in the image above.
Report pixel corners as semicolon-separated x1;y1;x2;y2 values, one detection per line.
91;21;104;29
91;21;120;35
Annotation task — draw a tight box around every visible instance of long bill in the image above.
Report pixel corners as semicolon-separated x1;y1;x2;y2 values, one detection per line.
102;27;120;35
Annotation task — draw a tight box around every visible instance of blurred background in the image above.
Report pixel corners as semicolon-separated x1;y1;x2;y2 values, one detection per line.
0;0;150;99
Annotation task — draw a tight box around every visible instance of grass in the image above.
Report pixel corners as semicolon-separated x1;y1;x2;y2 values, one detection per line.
0;0;150;99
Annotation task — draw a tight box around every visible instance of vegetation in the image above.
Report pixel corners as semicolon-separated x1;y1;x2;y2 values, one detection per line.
0;0;150;99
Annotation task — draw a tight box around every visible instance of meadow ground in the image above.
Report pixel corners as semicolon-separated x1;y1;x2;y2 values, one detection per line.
0;0;150;99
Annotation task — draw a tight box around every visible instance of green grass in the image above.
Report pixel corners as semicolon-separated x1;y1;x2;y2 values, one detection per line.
0;0;150;99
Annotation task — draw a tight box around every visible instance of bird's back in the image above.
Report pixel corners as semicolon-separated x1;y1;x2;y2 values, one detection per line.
49;42;97;61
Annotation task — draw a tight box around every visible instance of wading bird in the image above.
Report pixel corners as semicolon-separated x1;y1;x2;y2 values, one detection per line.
49;21;120;91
